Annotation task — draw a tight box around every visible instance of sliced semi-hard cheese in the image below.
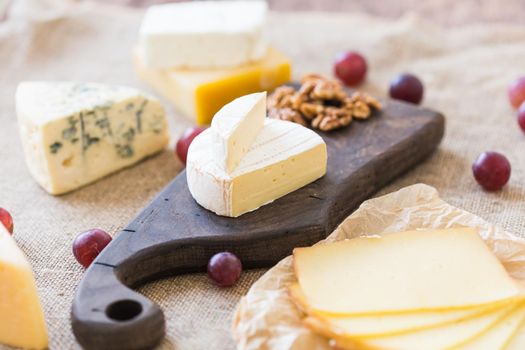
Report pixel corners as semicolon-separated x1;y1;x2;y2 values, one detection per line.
293;228;521;315
0;225;48;349
16;82;169;195
211;92;266;173
505;316;525;349
451;304;525;350
187;118;327;217
134;47;291;125
290;283;513;338
321;303;519;350
139;1;268;69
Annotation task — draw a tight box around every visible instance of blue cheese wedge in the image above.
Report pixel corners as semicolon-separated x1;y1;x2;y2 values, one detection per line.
16;82;169;195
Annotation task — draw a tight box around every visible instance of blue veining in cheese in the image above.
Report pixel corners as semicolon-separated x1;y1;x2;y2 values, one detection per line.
16;82;169;195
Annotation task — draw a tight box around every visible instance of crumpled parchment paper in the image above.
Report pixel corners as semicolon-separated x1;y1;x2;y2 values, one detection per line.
232;183;525;350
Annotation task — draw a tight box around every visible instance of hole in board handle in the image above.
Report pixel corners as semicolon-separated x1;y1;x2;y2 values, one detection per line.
106;300;143;322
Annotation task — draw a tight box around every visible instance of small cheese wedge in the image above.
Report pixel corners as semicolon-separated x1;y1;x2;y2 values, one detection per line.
139;1;268;69
0;225;48;349
211;92;266;173
187;118;327;217
293;228;521;315
134;47;291;125
319;303;519;350
16;82;169;195
290;283;514;338
450;304;525;350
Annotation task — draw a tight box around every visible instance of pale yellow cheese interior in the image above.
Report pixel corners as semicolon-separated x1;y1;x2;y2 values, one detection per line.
290;283;515;338
322;303;518;350
0;226;48;349
293;228;521;316
505;317;525;349
451;304;525;350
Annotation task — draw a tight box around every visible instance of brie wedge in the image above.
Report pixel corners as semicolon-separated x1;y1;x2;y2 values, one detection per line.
16;82;169;195
211;92;266;173
187;118;327;217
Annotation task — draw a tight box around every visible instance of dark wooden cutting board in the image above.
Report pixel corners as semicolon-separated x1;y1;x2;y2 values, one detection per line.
71;96;444;350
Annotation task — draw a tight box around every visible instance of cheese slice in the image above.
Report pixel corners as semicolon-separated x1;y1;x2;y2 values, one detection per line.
450;304;525;350
16;82;170;195
0;225;48;349
293;228;521;315
290;283;514;338
211;92;266;173
505;316;525;349
139;1;268;69
187;118;327;217
319;303;519;350
134;47;291;125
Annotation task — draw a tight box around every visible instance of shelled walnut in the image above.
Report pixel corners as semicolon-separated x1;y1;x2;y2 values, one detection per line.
268;74;382;131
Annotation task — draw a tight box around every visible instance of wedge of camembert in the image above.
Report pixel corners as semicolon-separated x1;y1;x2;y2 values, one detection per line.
16;82;169;195
211;92;266;173
187;110;327;217
0;225;48;349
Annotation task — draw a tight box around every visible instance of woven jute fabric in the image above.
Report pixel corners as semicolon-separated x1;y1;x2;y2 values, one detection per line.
0;1;524;349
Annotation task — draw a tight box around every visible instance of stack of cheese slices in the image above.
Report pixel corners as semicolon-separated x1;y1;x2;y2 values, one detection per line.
134;0;291;125
290;228;525;349
186;92;327;217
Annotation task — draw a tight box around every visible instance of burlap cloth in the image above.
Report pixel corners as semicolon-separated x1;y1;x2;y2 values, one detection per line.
0;1;524;349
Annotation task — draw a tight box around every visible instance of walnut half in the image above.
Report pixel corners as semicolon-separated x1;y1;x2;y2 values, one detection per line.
267;74;382;131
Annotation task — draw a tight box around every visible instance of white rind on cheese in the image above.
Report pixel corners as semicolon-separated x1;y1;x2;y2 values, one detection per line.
16;82;170;195
0;225;48;349
187;118;327;217
138;0;268;69
211;92;266;173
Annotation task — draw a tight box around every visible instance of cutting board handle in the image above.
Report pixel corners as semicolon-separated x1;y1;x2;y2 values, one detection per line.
71;263;165;350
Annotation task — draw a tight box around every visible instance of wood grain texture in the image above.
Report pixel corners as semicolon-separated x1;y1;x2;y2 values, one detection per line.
71;96;444;350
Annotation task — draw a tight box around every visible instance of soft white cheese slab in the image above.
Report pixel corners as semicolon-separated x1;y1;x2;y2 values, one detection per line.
187;118;327;217
16;82;169;195
211;92;266;173
138;0;268;69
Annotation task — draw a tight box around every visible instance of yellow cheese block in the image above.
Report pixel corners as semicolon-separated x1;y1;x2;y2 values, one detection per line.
293;228;521;316
134;47;291;125
289;283;515;338
308;303;519;350
0;226;48;349
451;304;525;350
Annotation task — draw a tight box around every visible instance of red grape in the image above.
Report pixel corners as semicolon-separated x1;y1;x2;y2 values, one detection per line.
334;51;367;86
207;252;242;287
0;208;13;234
508;77;525;109
472;152;511;191
518;102;525;134
176;126;207;165
389;73;424;104
72;229;112;268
